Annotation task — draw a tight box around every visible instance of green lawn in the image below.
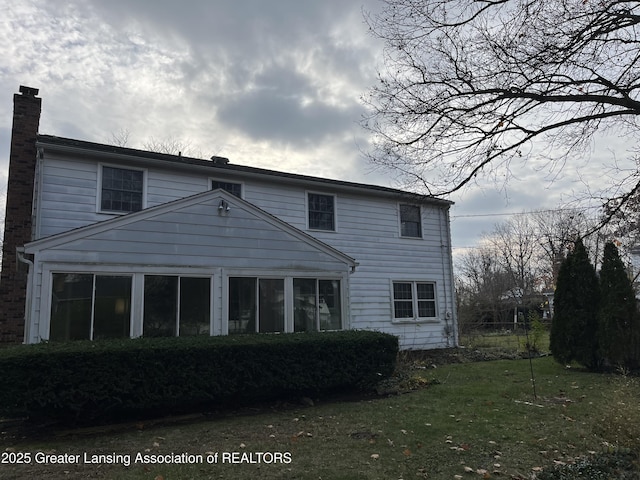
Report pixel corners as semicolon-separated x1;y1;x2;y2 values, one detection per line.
1;356;639;479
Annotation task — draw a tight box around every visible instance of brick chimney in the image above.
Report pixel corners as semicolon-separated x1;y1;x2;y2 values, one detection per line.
0;86;41;344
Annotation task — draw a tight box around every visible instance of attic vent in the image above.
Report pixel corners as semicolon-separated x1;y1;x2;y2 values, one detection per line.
211;156;230;165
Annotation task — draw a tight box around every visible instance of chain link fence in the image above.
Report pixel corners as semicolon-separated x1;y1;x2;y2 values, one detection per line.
458;317;550;354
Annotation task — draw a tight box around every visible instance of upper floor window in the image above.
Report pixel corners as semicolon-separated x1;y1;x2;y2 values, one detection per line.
100;166;144;213
212;180;242;198
400;204;422;238
308;193;335;231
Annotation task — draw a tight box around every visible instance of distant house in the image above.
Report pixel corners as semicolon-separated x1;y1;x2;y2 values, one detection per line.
0;86;458;350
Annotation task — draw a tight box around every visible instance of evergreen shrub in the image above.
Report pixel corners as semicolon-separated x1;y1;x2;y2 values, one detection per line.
550;239;600;369
598;242;640;369
0;330;398;422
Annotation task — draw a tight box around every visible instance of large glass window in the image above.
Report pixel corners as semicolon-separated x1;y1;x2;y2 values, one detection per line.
294;278;317;332
180;277;212;335
293;278;343;332
319;280;342;330
258;279;285;333
229;277;256;334
392;281;437;320
228;277;285;334
400;204;422;238
101;166;144;213
50;273;132;341
308;193;335;231
143;275;211;337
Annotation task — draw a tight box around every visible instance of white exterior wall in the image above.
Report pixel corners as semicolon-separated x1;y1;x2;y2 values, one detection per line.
32;147;457;349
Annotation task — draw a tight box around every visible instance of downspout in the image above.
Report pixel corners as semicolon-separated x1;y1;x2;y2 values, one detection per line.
439;206;455;347
16;248;34;344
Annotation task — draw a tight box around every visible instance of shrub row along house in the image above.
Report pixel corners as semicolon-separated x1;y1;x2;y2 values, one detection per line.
0;86;458;350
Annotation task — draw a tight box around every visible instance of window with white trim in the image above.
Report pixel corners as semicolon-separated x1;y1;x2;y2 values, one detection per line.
50;273;132;341
143;275;211;337
400;204;422;238
392;281;437;320
211;180;242;198
228;277;285;334
100;166;144;213
228;276;343;334
308;193;335;231
294;278;342;332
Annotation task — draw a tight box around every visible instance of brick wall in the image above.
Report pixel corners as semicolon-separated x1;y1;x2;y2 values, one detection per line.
0;86;41;344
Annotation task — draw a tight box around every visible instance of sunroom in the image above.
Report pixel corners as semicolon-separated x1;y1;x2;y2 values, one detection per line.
22;190;357;343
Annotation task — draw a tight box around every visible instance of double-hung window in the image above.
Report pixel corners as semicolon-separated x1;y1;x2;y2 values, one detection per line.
143;275;211;337
308;193;335;231
392;281;437;321
50;273;132;341
100;166;144;213
400;204;422;238
211;180;242;198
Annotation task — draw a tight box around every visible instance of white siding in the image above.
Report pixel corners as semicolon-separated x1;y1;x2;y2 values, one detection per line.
32;150;457;349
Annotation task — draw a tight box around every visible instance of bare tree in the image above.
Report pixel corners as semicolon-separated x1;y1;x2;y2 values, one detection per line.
531;208;587;287
363;0;640;222
490;215;540;296
143;136;203;158
457;243;515;329
109;128;131;147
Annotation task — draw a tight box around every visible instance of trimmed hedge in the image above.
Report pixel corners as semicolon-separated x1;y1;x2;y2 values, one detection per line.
0;330;398;422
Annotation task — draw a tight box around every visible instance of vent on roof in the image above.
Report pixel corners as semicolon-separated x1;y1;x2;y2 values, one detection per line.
211;156;230;165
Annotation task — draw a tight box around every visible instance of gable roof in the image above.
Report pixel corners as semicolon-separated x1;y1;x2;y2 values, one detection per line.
25;189;358;269
36;134;453;207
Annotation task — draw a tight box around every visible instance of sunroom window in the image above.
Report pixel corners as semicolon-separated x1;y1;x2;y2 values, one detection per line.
50;273;132;341
143;275;211;337
294;279;342;332
228;277;284;334
228;277;342;334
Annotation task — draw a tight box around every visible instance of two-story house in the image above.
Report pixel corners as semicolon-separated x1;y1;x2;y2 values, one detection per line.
0;86;458;350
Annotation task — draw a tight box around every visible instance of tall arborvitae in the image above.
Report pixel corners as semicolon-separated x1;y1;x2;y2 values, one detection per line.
550;239;600;369
598;242;639;369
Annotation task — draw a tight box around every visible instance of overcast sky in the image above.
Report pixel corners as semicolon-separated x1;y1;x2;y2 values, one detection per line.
0;0;622;258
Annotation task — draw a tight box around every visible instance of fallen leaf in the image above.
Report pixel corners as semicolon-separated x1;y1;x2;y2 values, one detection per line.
370;453;379;460
154;476;164;480
464;466;474;473
403;448;411;456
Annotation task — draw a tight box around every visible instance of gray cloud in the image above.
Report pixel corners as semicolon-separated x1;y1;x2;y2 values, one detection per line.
3;0;618;254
